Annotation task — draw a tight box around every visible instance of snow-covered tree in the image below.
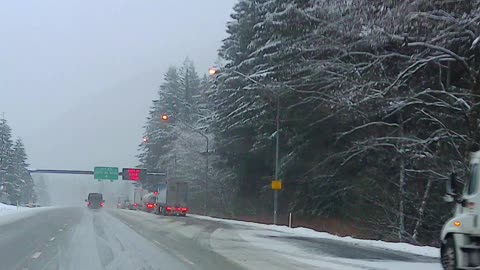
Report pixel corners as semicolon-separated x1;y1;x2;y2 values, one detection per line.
207;0;480;243
0;119;35;204
12;139;35;203
139;60;213;208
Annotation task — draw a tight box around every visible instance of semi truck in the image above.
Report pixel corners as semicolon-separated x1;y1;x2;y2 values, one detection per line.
155;181;188;216
133;188;147;211
441;151;480;269
141;192;157;213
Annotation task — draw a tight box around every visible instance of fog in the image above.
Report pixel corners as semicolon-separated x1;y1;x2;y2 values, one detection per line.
35;174;134;208
0;1;236;206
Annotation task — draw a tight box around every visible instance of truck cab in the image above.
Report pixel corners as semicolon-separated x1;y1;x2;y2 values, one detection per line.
441;151;480;269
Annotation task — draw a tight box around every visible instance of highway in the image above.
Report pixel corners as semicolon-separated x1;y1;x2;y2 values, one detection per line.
0;207;441;270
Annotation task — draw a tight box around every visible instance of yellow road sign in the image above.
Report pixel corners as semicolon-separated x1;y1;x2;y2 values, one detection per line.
271;180;282;190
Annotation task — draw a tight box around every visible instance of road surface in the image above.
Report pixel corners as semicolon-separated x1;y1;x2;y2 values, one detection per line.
0;207;441;270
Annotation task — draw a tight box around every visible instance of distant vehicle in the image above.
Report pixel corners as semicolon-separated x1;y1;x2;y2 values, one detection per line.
130;202;139;210
132;188;148;210
85;193;104;209
22;202;41;208
133;188;147;211
141;192;157;213
121;199;135;210
155;181;188;216
117;198;123;209
125;198;138;210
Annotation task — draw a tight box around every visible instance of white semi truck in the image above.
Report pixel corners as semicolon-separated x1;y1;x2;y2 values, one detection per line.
133;188;147;211
155;181;188;216
442;151;480;269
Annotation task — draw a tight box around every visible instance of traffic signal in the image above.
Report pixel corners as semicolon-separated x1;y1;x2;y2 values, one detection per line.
161;114;168;121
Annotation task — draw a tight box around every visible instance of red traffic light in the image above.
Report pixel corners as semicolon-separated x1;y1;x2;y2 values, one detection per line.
161;114;168;121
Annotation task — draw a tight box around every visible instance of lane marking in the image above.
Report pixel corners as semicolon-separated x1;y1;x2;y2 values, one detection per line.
49;237;55;241
176;253;195;266
39;252;59;270
58;229;63;232
153;240;194;266
31;252;42;259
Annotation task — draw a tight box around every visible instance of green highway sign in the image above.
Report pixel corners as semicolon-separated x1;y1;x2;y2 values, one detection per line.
94;167;118;180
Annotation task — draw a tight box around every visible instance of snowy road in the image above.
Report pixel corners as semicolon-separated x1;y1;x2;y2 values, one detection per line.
0;207;442;270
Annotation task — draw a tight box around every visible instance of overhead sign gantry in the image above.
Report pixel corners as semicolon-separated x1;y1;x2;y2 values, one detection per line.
28;168;165;182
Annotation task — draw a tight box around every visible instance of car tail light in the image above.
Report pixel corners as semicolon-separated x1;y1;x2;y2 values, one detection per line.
147;204;153;208
100;202;104;207
166;206;172;211
181;207;188;212
134;203;138;206
87;202;91;207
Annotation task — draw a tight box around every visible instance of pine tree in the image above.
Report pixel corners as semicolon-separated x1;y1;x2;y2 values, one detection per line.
178;58;201;124
0;118;15;204
139;62;207;193
208;0;480;242
12;138;34;203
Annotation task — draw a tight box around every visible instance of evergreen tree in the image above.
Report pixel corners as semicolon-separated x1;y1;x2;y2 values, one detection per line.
139;61;209;197
0;118;15;203
207;0;480;242
137;0;480;244
12;138;35;203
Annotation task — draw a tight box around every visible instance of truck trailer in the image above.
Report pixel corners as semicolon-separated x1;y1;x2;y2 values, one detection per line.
155;181;188;216
133;188;147;211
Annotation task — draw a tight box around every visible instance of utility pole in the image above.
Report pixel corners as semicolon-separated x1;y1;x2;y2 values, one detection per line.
274;95;280;225
205;136;209;216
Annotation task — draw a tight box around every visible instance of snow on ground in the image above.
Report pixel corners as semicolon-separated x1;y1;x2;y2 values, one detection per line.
235;228;440;270
0;203;54;226
191;214;440;258
0;203;27;216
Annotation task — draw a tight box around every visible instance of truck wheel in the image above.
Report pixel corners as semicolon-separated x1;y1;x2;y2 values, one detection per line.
441;237;457;270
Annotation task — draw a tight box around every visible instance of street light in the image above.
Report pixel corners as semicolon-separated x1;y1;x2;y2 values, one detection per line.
209;67;282;225
208;68;218;76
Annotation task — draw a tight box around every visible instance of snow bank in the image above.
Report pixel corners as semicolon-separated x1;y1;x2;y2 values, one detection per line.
0;203;55;226
190;214;440;258
0;203;25;216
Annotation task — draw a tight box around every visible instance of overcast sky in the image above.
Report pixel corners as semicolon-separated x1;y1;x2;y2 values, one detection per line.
0;0;236;170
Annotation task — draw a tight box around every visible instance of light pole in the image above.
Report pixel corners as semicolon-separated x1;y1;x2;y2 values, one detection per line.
274;94;280;225
209;68;282;224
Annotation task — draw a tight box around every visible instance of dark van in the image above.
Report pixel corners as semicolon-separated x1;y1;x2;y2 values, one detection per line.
86;193;104;209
